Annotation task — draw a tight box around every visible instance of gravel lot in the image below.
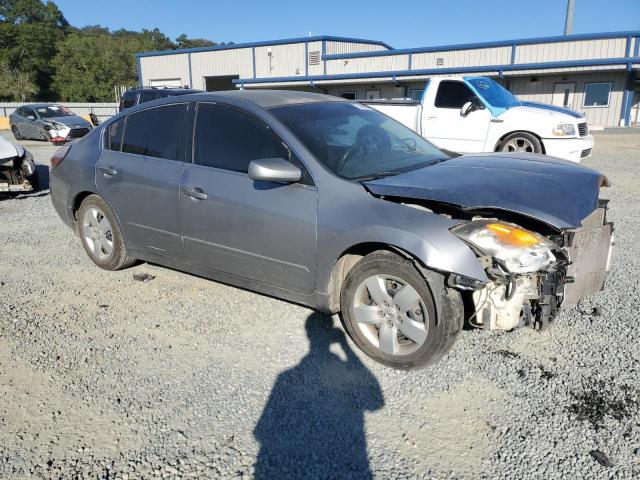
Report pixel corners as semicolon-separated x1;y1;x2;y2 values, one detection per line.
1;129;639;479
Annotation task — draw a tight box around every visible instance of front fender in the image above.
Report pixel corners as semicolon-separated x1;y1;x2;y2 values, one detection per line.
315;183;489;295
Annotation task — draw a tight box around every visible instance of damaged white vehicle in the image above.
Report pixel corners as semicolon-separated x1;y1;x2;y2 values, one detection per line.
0;136;38;192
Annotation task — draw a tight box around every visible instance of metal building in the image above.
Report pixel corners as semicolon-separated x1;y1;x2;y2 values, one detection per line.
137;31;640;128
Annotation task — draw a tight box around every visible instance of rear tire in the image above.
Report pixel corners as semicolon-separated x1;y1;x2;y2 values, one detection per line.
77;195;136;271
11;126;23;140
340;251;462;369
499;132;542;154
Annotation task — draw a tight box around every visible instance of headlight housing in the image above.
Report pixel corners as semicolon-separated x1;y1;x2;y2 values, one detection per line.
552;123;575;136
451;220;556;274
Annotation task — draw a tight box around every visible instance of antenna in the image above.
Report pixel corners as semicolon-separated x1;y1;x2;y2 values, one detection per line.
564;0;575;35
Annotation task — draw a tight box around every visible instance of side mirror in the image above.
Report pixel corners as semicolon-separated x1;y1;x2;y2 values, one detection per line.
248;157;301;184
460;102;474;117
26;115;36;121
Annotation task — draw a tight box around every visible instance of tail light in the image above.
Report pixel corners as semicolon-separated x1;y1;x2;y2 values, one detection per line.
51;145;71;169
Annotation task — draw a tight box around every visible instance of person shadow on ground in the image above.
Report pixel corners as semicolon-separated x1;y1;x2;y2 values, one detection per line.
254;313;384;479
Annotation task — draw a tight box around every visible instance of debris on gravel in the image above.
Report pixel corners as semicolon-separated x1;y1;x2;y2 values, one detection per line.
1;131;639;479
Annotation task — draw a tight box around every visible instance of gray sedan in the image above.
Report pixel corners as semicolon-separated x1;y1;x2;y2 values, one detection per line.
50;90;613;369
10;103;92;143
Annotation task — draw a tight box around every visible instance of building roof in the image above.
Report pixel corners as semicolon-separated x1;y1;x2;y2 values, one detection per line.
136;35;393;58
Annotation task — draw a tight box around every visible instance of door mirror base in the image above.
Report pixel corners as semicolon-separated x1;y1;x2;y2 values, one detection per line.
248;158;301;184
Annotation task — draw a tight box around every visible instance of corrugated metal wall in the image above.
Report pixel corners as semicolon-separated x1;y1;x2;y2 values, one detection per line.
326;54;409;75
139;54;190;87
307;41;324;76
255;43;306;78
509;71;627;127
190;48;253;89
412;47;511;69
325;41;387;55
515;38;627;63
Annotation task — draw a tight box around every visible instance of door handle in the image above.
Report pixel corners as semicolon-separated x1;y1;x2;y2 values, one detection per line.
183;187;208;200
98;166;118;176
426;116;437;121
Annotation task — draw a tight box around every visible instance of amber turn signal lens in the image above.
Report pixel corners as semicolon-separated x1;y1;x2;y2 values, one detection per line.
486;223;539;246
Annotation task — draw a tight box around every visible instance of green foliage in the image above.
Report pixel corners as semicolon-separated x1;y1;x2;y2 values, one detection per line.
0;0;228;102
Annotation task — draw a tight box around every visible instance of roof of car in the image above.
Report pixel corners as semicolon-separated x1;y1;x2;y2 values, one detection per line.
181;89;346;109
21;103;63;108
128;87;202;94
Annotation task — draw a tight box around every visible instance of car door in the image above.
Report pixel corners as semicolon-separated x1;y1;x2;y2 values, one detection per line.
180;102;318;294
96;103;189;258
422;80;491;153
20;107;38;139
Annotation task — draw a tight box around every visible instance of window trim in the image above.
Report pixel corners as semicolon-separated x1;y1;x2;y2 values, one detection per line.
112;102;190;161
192;101;315;187
434;80;479;109
582;82;612;108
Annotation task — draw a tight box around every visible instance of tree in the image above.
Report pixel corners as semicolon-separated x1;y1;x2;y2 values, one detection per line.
51;32;136;102
175;33;216;49
0;60;38;100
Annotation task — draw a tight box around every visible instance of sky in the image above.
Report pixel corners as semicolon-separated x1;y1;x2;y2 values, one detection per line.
55;0;640;48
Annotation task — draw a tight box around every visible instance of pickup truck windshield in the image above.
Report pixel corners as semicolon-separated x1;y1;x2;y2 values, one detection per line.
467;77;520;110
271;102;448;180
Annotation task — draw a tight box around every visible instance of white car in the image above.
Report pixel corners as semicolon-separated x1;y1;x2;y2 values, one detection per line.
367;76;594;163
0;136;37;192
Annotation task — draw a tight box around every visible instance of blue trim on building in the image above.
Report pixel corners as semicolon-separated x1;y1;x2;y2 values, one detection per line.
322;40;327;75
232;56;640;85
621;70;636;125
136;56;142;86
187;52;193;87
252;46;257;78
321;30;640;61
136;35;392;58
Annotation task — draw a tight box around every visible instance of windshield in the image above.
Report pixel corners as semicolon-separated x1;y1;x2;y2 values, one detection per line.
36;105;75;119
466;77;520;109
270;102;448;180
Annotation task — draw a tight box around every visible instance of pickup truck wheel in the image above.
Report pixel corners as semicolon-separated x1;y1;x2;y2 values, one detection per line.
340;251;460;369
77;195;136;271
499;132;542;154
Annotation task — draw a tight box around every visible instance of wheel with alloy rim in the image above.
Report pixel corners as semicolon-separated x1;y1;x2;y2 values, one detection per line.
500;132;542;154
340;251;462;369
77;195;136;270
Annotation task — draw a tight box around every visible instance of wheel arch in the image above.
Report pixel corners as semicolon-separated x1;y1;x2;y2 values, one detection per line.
494;130;546;154
326;241;448;314
69;190;129;246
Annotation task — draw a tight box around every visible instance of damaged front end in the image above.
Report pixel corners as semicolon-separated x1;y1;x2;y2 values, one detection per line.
449;204;613;331
0;149;37;193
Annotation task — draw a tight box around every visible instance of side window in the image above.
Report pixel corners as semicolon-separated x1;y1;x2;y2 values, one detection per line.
434;81;478;109
121;92;137;109
194;104;288;173
105;117;125;151
16;107;25;117
121;104;188;160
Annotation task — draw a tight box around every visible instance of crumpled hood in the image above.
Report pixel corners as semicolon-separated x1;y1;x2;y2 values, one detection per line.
0;136;22;163
363;153;607;230
45;115;91;127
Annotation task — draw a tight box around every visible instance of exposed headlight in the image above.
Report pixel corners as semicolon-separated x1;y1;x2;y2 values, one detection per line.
552;123;575;136
451;220;556;274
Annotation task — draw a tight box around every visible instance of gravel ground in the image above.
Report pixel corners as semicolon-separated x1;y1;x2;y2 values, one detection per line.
1;130;639;479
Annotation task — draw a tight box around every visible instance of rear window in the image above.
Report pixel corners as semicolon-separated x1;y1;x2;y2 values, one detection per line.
121;104;188;161
434;81;478;109
138;91;162;104
121;92;137;109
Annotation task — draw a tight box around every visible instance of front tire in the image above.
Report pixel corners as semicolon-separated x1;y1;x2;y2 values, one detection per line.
77;195;136;270
340;251;461;369
499;132;542;154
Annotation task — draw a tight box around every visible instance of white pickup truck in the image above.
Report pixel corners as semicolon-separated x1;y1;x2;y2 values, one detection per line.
366;76;594;163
